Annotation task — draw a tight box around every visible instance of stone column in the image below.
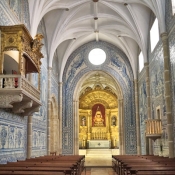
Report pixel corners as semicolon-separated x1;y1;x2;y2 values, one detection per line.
161;32;174;158
145;63;153;155
27;74;33;158
53;117;58;152
59;82;63;154
27;115;32;158
106;111;110;133
28;73;33;83
47;67;52;155
87;113;90;133
119;99;122;154
18;51;22;75
87;112;91;140
119;99;124;155
38;69;41;91
74;100;79;154
134;79;141;155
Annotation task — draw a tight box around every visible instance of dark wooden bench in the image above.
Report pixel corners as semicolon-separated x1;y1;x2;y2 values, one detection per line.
112;155;175;175
0;171;65;175
0;155;85;175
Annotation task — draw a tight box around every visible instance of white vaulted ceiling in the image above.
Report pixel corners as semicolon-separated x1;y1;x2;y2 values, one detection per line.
28;0;166;81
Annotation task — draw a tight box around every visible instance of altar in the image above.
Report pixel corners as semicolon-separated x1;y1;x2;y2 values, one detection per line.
87;140;111;149
79;103;119;149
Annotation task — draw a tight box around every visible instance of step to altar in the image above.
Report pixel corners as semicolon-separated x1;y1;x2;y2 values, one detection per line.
86;149;112;156
79;149;119;156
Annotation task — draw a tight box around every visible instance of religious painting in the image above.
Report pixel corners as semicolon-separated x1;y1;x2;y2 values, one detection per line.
92;104;105;127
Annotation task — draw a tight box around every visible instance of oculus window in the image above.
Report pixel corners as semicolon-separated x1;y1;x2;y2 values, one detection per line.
150;18;159;52
89;48;106;65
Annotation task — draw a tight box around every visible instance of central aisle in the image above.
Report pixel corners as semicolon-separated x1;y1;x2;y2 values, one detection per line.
85;149;112;166
79;148;119;166
82;167;116;175
80;149;118;174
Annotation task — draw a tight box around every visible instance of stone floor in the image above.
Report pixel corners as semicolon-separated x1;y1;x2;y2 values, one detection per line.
81;167;117;175
80;149;117;175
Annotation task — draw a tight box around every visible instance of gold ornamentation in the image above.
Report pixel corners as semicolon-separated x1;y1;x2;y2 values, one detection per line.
0;24;44;74
79;90;118;109
79;87;119;148
32;33;44;52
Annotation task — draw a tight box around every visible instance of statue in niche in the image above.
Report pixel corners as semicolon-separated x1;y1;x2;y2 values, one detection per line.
111;116;117;126
81;116;86;126
93;106;104;126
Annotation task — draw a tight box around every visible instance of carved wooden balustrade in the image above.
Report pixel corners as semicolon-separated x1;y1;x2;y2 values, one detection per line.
0;75;41;116
145;119;162;141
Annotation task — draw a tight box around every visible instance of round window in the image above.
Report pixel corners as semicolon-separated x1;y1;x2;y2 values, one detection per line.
88;48;106;65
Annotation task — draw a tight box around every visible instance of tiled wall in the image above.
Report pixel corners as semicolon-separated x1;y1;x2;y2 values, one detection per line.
0;1;48;162
138;69;147;155
0;0;29;164
31;21;48;157
138;1;175;156
169;20;175;153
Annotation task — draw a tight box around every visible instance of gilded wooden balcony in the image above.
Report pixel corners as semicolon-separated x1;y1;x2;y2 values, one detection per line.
145;119;162;140
0;24;43;116
0;75;41;116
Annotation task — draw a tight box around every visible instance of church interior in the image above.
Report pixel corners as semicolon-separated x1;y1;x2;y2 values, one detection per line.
1;0;175;174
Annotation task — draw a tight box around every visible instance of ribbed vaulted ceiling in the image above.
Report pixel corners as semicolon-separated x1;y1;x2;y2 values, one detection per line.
28;0;166;81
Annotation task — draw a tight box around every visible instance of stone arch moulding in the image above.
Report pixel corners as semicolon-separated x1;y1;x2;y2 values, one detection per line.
62;41;136;155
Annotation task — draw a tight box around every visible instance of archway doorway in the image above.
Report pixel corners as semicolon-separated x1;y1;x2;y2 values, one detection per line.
76;71;124;155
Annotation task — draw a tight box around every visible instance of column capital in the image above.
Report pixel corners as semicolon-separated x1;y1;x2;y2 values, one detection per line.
144;62;149;67
118;98;124;102
160;32;168;39
59;82;63;85
48;67;52;71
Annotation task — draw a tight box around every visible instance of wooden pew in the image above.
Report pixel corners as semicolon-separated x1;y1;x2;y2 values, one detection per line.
112;155;175;175
0;155;85;175
0;171;66;175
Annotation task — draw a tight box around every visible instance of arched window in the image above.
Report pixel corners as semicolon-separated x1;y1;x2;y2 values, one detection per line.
172;0;175;14
150;18;159;52
139;52;144;72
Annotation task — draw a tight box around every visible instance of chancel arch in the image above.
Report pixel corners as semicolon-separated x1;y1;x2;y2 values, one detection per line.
62;40;136;155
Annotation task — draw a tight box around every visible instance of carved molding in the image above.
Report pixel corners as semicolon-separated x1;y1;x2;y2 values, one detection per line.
79;90;118;109
0;75;41;116
23;106;40;116
0;94;23;108
13;100;33;114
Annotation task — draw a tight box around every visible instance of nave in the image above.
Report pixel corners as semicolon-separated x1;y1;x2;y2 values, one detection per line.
1;153;175;174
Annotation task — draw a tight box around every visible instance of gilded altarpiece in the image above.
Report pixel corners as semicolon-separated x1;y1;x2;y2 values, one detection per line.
79;87;119;149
